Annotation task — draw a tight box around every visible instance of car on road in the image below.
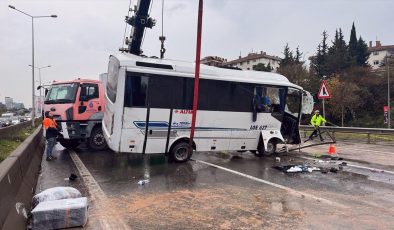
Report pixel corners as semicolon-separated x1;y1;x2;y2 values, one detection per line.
0;118;12;127
11;117;20;125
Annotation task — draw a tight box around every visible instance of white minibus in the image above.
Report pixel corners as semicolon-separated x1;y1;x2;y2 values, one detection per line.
103;53;313;162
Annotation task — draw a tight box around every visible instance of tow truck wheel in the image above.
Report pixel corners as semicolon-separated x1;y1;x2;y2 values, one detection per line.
170;142;192;163
255;140;276;157
88;127;107;151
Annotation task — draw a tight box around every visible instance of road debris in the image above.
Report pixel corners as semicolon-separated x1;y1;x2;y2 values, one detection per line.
138;179;150;185
339;162;347;166
69;173;78;181
32;187;82;208
31;197;88;230
274;165;320;173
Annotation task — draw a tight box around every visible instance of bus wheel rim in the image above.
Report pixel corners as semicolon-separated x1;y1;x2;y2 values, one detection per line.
94;134;104;145
175;147;188;161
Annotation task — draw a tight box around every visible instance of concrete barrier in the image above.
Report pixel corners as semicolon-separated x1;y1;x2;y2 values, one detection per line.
0;126;44;230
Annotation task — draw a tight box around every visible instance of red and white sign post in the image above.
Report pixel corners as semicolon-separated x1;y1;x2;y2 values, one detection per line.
384;106;389;124
317;79;332;119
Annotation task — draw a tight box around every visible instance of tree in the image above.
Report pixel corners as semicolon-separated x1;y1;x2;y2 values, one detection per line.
348;22;358;64
326;28;351;75
295;46;302;64
310;31;329;78
356;36;369;66
253;63;273;72
348;22;369;67
278;45;319;93
327;76;361;126
280;43;294;67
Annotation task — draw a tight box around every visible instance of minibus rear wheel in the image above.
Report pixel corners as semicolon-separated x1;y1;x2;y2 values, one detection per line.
170;142;192;163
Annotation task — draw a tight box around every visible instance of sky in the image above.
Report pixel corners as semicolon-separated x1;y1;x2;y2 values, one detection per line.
0;0;393;108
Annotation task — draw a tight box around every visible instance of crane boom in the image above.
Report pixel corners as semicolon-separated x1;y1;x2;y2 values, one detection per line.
125;0;156;55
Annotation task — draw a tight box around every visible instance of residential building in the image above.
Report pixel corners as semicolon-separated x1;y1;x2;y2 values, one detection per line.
201;56;227;67
5;97;13;110
368;40;394;70
223;51;281;72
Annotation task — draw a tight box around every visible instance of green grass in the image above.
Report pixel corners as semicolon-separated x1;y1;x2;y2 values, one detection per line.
0;126;37;163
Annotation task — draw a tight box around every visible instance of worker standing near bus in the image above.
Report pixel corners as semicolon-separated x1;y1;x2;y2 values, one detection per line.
306;110;326;142
43;111;59;161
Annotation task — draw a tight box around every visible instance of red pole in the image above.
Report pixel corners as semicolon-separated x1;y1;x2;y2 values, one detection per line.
190;0;203;146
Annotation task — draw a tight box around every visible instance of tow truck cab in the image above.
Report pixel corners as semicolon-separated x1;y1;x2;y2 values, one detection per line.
43;78;107;150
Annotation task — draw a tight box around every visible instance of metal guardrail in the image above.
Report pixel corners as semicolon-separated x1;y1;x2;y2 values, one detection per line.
299;125;394;144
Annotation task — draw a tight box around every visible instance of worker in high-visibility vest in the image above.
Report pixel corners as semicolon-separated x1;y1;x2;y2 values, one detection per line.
43;111;59;161
306;110;326;142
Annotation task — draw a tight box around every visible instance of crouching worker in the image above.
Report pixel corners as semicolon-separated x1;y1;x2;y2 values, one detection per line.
43;111;59;161
305;110;326;142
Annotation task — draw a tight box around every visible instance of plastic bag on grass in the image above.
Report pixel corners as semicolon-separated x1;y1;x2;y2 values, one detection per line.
31;197;88;230
32;187;81;208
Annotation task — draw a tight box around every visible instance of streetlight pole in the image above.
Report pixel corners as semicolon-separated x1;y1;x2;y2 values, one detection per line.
29;65;51;117
9;5;57;127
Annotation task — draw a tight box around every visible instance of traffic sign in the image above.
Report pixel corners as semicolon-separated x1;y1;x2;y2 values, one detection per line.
318;80;331;99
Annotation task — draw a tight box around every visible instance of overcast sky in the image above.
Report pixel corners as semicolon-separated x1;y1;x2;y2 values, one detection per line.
0;0;393;107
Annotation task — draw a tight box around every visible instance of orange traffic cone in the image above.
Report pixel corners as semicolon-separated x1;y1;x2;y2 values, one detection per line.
328;144;337;155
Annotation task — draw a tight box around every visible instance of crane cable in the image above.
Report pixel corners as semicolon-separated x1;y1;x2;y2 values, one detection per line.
122;0;133;50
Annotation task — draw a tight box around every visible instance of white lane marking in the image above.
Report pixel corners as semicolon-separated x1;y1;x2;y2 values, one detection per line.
68;149;129;229
346;164;394;175
307;145;394;155
194;159;348;209
68;149;106;199
299;156;394;175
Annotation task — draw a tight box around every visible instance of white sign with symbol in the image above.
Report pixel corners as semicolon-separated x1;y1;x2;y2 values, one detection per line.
318;80;331;99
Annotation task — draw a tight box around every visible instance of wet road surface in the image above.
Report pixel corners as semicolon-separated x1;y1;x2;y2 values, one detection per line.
39;142;394;229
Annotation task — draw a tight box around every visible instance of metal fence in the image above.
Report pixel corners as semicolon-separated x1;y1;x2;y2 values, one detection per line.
299;125;394;145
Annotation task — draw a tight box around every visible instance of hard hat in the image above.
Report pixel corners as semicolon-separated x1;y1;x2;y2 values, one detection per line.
315;110;320;113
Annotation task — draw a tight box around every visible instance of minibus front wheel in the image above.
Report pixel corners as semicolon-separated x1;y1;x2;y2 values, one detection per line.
170;142;193;163
255;139;277;157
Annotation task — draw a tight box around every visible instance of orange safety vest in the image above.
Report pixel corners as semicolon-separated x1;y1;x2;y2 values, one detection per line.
43;118;57;129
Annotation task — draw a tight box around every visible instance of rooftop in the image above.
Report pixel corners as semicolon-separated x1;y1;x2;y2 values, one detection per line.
225;51;281;66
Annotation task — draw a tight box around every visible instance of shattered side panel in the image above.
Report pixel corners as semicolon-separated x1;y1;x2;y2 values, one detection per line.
302;91;314;115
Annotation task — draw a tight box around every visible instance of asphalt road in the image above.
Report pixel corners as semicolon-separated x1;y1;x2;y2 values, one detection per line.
39;141;394;229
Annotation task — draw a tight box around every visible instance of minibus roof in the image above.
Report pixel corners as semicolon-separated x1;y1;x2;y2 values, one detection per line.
113;53;303;90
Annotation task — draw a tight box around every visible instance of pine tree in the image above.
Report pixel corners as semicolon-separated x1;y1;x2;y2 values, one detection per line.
327;28;351;74
280;43;294;67
311;31;329;77
348;22;358;64
295;46;302;64
321;31;328;57
356;36;369;66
